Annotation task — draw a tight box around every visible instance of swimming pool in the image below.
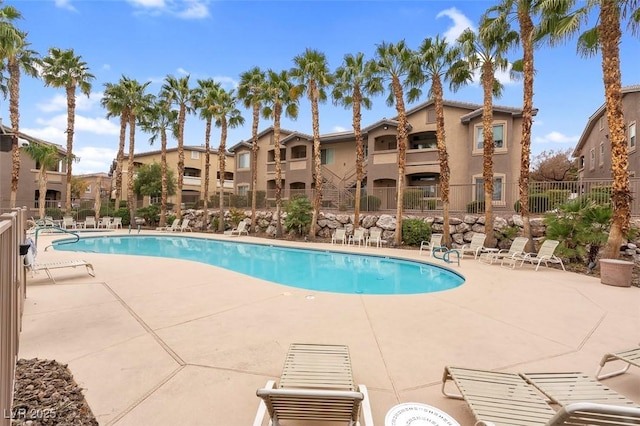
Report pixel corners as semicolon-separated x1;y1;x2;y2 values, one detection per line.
53;236;465;295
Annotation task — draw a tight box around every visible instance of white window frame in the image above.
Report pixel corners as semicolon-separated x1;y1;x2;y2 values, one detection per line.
191;150;200;160
629;121;636;152
590;148;596;170
237;152;250;169
599;142;605;166
599;116;605;131
237;185;249;196
472;173;506;206
85;185;92;194
473;122;507;154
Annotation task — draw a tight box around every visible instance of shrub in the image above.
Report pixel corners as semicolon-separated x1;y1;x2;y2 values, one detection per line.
230;194;248;208
228;207;246;227
587;186;611;205
113;207;130;226
44;207;64;220
360;195;381;211
514;194;549;214
247;190;267;208
401;219;431;246
546;190;570;209
76;209;95;220
118;200;127;208
466;200;485;214
135;205;160;226
284;195;313;235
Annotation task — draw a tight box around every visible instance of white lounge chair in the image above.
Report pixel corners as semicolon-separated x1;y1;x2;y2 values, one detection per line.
521;239;566;271
62;216;76;229
254;343;373;426
366;228;386;247
178;218;192;232
110;217;123;229
157;218;180;232
229;221;248;236
460;233;487;259
26;259;95;284
84;216;96;229
349;228;365;246
419;233;443;256
97;216;112;229
332;228;347;245
596;344;640;380
478;236;528;267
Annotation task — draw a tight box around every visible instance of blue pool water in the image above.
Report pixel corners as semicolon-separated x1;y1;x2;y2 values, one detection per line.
53;236;465;295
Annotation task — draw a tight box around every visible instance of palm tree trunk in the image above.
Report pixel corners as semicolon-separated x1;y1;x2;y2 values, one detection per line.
353;86;363;230
9;57;20;209
127;114;136;221
176;105;186;219
114;112;128;210
160;129;168;227
433;75;451;247
250;103;260;230
481;62;495;247
94;175;102;222
392;76;408;246
203;118;212;231
518;8;535;252
274;103;283;238
218;119;228;232
38;167;47;219
309;80;322;240
65;84;76;213
600;0;630;259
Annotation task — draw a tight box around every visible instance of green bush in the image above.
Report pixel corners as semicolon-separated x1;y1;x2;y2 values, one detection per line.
284;195;313;235
113;207;131;226
135;205;160;226
587;186;611;205
546;190;570;209
44;207;64;220
247;190;267;208
466;200;485;214
230;194;248;208
118;200;127;208
360;195;381;211
228;207;246;227
514;194;549;214
401;219;431;246
76;209;95;220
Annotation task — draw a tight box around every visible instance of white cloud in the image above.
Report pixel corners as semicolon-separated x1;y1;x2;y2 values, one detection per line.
127;0;166;8
212;75;239;90
102;64;111;71
31;114;119;140
20;125;66;144
533;131;579;144
333;126;348;132
177;67;190;75
177;0;209;19
436;7;475;42
37;92;103;113
54;0;76;11
73;146;118;174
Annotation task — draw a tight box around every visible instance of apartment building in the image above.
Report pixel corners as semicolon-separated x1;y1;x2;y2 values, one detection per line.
119;146;235;207
230;99;533;212
0;123;67;213
74;172;111;208
573;85;639;179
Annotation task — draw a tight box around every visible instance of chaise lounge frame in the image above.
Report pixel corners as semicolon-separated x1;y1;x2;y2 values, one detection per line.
595;344;640;380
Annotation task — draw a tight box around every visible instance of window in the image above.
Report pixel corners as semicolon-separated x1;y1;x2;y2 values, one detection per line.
475;124;505;151
426;109;436;124
238;152;250;169
473;175;504;203
237;185;249;196
190;150;200;160
599;142;605;166
321;148;334;165
599;116;605;130
629;122;636;150
85;185;91;194
590;148;595;170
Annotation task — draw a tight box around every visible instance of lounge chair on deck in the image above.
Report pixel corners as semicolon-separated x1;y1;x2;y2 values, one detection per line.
254;343;373;426
521;239;566;271
110;217;123;229
230;221;248;236
596;344;640;380
97;217;112;229
460;233;487;259
84;216;96;229
332;228;347;245
442;366;640;426
178;218;192;232
419;233;443;256
26;259;95;284
478;236;528;267
157;218;180;232
349;228;365;246
366;229;386;247
62;216;76;229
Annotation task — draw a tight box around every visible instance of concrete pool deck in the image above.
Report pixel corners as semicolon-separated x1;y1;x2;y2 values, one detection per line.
18;230;640;425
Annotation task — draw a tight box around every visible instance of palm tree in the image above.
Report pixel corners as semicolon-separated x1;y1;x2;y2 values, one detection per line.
539;0;638;258
160;74;194;219
290;49;334;240
140;96;178;227
331;53;382;233
40;47;94;213
101;77;130;210
123;79;152;221
22;142;60;219
483;0;543;252
5;29;39;208
193;78;222;230
413;35;473;248
458;22;517;246
262;69;299;238
374;40;417;246
210;87;244;232
237;67;267;230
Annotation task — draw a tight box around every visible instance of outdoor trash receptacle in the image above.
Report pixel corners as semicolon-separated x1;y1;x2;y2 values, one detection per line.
600;259;634;287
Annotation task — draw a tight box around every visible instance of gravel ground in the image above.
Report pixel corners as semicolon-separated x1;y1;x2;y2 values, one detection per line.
11;359;97;426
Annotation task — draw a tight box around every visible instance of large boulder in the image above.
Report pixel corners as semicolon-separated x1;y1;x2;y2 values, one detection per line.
376;214;396;230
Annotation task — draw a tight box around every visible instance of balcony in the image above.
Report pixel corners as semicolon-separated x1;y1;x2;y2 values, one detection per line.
183;176;202;187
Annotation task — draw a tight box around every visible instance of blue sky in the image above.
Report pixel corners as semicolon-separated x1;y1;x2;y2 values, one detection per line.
6;0;639;174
